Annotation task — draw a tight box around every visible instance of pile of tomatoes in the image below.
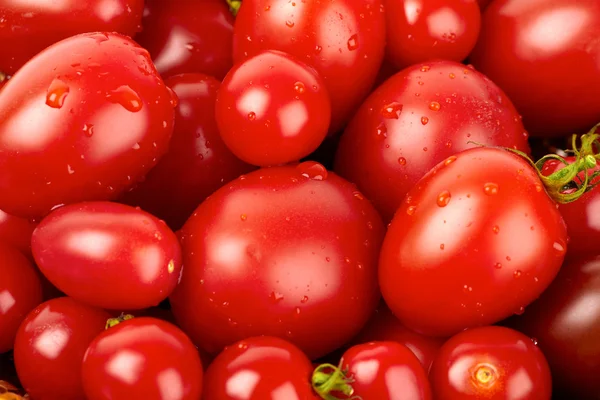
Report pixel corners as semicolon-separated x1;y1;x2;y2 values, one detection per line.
1;0;599;399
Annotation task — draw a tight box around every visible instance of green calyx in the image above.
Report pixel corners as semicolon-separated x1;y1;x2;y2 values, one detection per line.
311;362;362;400
105;313;135;329
225;0;242;16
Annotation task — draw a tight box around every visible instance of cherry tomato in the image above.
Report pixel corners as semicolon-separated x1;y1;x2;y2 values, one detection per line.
82;317;203;400
429;326;552;399
334;60;530;222
379;147;567;337
469;0;600;136
119;73;255;230
233;0;386;133
31;202;182;310
384;0;481;70
0;1;144;75
216;50;331;167
13;297;110;400
135;0;234;80
0;209;37;257
204;336;317;399
0;242;43;354
170;161;385;360
0;32;176;219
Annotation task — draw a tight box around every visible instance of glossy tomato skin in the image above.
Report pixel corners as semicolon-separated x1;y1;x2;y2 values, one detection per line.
119;73;255;230
13;297;110;400
0;242;43;353
216;50;331;167
233;0;386;133
470;0;600;136
0;1;144;75
430;326;552;399
0;32;176;219
82;317;203;400
0;209;37;257
384;0;481;70
170;161;385;360
379;147;567;337
31;202;182;310
204;336;316;399
135;0;234;80
335;60;530;222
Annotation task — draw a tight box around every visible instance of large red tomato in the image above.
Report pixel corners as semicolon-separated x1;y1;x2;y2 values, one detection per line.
170;161;385;360
379;147;567;337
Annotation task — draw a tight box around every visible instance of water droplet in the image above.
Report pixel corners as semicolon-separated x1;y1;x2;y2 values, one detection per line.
440;243;445;250
297;161;328;180
492;225;499;234
46;78;70;109
294;82;305;94
534;184;543;192
301;296;309;303
167;259;175;274
406;205;417;215
83;124;94;137
353;191;364;200
106;85;143;112
436;190;451;207
513;270;522;278
285;20;295;27
398;157;407;166
420;65;430;72
294;307;301;316
531;337;538;346
315;45;322;53
270;291;284;302
463;285;473;293
422;147;428;152
381;102;403;119
421;116;429;125
515;306;525;315
247;111;256;121
376;122;387;138
494;263;502;269
167;86;179;107
444;156;457;166
429;101;441;111
240;214;247;221
132;142;141;150
553;240;565;254
483;182;499;195
347;34;359;50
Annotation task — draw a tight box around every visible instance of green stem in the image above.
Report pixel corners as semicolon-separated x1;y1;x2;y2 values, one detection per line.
105;313;135;329
225;0;242;16
312;362;361;400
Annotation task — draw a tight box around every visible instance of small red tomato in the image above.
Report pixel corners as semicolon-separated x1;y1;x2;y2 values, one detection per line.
430;326;552;399
0;209;37;257
135;0;234;80
31;202;182;310
0;32;176;219
119;73;255;230
13;297;110;400
216;50;331;167
384;0;481;70
82;317;203;400
0;242;43;354
204;336;316;400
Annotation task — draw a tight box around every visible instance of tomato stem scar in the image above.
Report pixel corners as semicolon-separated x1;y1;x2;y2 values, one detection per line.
225;0;242;16
105;313;135;329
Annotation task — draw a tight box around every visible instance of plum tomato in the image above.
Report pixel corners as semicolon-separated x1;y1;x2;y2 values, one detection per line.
215;50;331;167
334;60;530;222
384;0;481;70
0;209;37;257
233;0;386;133
31;202;182;310
13;297;110;400
135;0;234;80
0;242;43;354
469;0;600;137
429;326;552;399
0;0;144;75
119;73;255;230
379;147;567;337
82;317;203;400
313;341;432;400
170;161;385;360
0;32;176;219
203;336;316;399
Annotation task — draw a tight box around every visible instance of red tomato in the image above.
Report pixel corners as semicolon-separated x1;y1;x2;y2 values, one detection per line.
0;242;43;354
82;317;203;400
0;1;144;75
31;202;182;310
119;73;255;230
469;0;600;136
0;32;176;219
0;209;37;257
13;297;110;400
233;0;386;133
204;336;317;399
384;0;481;70
429;326;552;399
135;0;234;80
170;161;385;360
379;147;567;337
216;50;331;167
334;60;530;222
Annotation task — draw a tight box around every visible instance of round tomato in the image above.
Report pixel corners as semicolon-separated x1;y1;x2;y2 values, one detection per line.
233;0;386;133
216;50;331;167
82;317;203;400
0;0;144;75
469;0;600;136
0;32;176;219
170;161;385;360
335;60;530;222
13;297;110;400
429;326;552;399
31;202;182;310
379;147;567;337
119;73;255;230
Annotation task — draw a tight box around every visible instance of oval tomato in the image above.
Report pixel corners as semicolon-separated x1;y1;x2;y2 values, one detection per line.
379;147;567;337
170;161;385;360
31;202;182;310
0;32;176;219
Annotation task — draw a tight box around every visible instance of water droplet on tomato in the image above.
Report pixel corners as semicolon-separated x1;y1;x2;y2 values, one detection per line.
534;183;543;192
301;296;309;303
132;142;141;150
440;243;445;250
513;270;522;278
406;206;417;215
67;164;75;175
421;116;429;125
167;86;179;107
492;225;499;234
270;291;284;302
381;102;403;119
347;34;359;50
420;65;430;72
483;182;499;195
353;191;364;200
462;285;473;293
106;85;143;112
398;157;407;166
515;306;525;315
90;33;109;44
247;112;256;121
83;124;94;137
297;161;328;180
240;214;247;221
294;82;305;94
429;101;441;111
494;263;502;269
553;240;565;254
376;122;388;137
294;307;301;317
285;20;295;27
444;155;457;166
46;78;70;109
531;337;538;346
437;190;451;207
